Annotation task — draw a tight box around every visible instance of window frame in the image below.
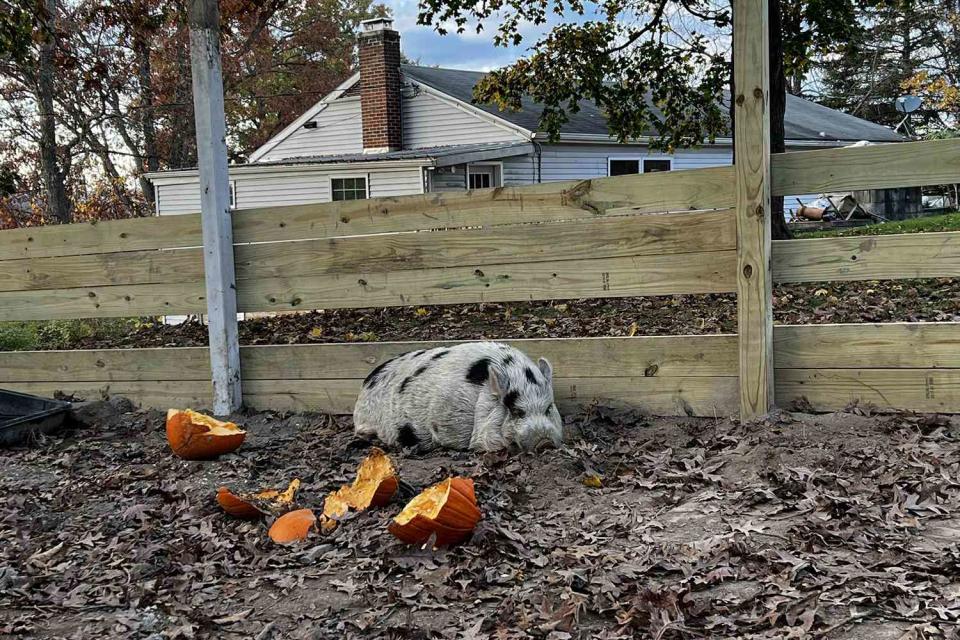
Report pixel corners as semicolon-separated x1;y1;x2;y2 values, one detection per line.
607;155;675;176
329;173;370;202
466;162;503;190
642;156;674;174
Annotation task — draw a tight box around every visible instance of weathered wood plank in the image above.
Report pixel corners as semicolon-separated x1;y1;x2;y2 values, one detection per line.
234;208;737;281
772;232;960;283
0;247;736;320
774;323;960;369
0;166;737;261
240;335;739;380
0;282;206;321
776;368;960;414
3;380;213;410
0;248;203;292
236;251;738;313
0;215;201;262
772;138;960;197
242;376;739;417
230;166;736;244
2;371;738;417
0;209;735;293
0;347;212;382
0;335;737;383
734;0;774;420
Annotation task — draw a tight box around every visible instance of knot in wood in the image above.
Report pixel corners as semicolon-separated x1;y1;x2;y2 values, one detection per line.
736;94;745;106
742;264;753;279
753;87;763;99
755;204;764;220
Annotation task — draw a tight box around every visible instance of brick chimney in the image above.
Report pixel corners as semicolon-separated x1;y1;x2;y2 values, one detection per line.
358;18;402;153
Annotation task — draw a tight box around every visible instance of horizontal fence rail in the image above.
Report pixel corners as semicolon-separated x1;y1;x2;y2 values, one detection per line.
771;137;960;196
772;232;960;283
775;323;960;413
0;336;740;417
0;201;737;321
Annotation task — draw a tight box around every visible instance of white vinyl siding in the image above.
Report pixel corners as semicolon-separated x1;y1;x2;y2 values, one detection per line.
153;166;424;215
258;98;363;162
402;89;525;149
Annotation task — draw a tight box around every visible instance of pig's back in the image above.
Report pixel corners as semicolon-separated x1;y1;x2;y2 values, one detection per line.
353;342;512;448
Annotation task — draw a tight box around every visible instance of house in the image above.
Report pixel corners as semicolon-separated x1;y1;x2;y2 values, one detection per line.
145;17;903;216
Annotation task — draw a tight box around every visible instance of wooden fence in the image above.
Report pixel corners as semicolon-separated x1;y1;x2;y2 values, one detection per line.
0;0;958;419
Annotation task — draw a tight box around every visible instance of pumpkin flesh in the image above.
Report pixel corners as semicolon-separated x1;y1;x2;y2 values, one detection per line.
320;448;398;529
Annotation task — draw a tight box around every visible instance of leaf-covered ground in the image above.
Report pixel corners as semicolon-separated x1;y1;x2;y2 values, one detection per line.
33;278;960;351
4;401;960;639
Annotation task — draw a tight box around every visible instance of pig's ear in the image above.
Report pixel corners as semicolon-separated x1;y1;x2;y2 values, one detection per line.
487;363;505;397
537;357;553;383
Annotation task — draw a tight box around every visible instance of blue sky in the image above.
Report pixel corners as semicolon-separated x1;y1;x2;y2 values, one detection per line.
386;0;594;71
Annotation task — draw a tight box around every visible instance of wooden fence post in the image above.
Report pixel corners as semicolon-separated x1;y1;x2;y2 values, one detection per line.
734;0;774;420
188;0;242;414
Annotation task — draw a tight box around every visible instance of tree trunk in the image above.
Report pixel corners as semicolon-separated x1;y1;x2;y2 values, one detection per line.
768;0;790;240
37;0;71;224
136;37;159;204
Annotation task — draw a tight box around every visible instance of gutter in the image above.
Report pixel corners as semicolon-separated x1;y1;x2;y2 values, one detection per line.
145;158;435;182
534;132;902;148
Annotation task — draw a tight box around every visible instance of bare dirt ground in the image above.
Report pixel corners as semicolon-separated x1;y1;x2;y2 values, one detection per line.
4;400;960;639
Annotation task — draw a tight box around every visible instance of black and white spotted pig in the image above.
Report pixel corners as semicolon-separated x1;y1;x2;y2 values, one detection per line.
353;342;563;452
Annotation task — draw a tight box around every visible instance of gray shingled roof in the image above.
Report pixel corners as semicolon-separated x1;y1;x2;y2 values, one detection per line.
402;64;903;143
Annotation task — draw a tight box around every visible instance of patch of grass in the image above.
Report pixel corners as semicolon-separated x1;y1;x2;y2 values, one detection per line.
794;211;960;238
0;318;147;352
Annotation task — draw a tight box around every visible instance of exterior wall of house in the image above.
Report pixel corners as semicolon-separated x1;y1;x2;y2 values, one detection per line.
401;89;526;149
257;98;364;162
153;165;424;215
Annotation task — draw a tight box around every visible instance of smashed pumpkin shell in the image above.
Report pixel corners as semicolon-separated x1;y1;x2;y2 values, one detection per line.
388;477;481;547
268;508;317;544
217;479;301;519
166;409;245;460
320;447;398;528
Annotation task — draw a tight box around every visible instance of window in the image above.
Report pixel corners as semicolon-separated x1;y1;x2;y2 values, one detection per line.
469;172;492;189
331;176;368;201
467;164;501;190
643;159;672;173
608;157;674;176
609;159;641;176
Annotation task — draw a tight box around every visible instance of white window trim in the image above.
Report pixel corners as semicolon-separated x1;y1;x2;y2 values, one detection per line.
607;155;674;176
329;173;370;201
229;180;237;209
466;161;504;190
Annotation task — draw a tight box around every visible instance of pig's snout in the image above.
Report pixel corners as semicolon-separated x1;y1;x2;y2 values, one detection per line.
516;419;562;451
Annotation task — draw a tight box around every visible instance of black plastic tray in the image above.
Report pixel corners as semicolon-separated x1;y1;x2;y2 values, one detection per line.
0;389;72;447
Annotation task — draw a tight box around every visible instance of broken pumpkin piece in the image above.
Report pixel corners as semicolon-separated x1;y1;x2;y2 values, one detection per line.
166;409;245;460
268;508;317;544
388;477;481;547
216;479;301;519
320;447;399;526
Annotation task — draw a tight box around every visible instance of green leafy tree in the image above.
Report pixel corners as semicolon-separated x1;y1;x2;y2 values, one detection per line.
417;0;867;239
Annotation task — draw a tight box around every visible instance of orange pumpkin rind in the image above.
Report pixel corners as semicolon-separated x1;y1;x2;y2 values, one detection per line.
268;508;318;544
217;479;301;519
388;477;481;547
166;409;246;460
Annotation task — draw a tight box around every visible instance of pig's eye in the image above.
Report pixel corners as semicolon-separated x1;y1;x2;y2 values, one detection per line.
510;407;525;419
